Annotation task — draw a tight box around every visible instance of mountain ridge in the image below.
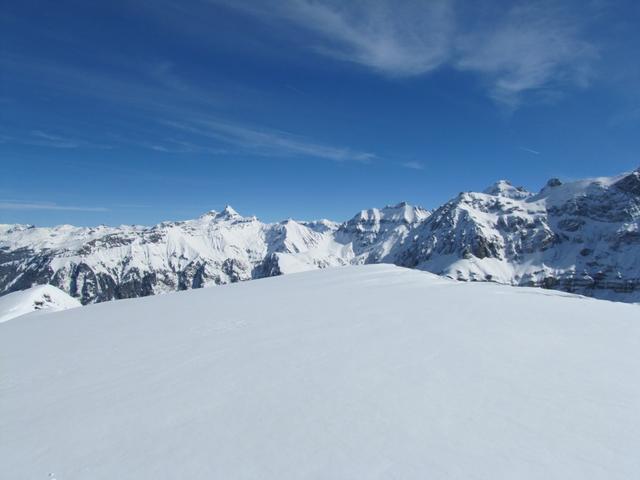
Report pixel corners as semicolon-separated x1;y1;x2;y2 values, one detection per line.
2;168;639;304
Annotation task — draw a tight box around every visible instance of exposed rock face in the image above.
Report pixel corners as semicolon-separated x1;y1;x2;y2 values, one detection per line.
0;205;425;304
395;168;640;301
2;169;640;304
336;202;431;263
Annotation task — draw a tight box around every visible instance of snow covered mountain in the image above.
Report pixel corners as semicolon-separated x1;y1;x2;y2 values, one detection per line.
0;202;426;304
397;169;640;301
0;284;80;323
1;168;639;303
2;265;639;479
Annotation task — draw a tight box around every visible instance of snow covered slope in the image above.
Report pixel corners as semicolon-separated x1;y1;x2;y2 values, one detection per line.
0;203;427;304
400;169;640;301
1;265;638;479
0;284;80;323
2;167;640;303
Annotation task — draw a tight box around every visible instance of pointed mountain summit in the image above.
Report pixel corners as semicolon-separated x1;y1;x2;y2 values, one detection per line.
613;167;640;195
199;205;242;222
220;205;240;217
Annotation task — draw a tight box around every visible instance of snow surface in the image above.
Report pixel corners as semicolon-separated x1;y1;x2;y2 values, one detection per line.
1;264;639;479
0;284;80;323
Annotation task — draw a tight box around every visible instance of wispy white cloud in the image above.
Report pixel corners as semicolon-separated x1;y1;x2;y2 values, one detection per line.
519;147;541;155
165;118;377;162
0;201;109;212
455;2;597;106
213;0;454;76
280;0;452;77
213;0;599;105
112;203;152;209
131;138;230;155
1;54;377;161
2;130;113;149
29;130;84;149
0;54;227;117
401;161;425;170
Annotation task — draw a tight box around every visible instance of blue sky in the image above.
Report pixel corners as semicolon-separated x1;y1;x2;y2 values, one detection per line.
1;0;639;225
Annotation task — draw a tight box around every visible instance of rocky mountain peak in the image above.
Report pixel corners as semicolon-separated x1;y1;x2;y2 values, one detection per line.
546;178;563;188
199;205;242;222
483;180;531;200
346;203;429;228
221;205;240;217
613;169;640;195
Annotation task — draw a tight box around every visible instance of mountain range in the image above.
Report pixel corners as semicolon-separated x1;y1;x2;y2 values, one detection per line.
2;167;639;304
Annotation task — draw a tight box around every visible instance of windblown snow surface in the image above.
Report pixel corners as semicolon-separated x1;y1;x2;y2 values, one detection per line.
1;265;639;479
0;284;80;323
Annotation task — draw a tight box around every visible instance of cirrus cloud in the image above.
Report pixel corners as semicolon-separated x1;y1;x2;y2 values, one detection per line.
212;0;600;106
0;201;109;212
163;118;377;163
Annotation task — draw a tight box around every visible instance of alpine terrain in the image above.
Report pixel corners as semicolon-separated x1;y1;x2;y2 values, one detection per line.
1;265;639;479
1;168;639;304
0;284;80;323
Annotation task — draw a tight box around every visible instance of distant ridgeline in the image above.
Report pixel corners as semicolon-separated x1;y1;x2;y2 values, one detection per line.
2;168;640;304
